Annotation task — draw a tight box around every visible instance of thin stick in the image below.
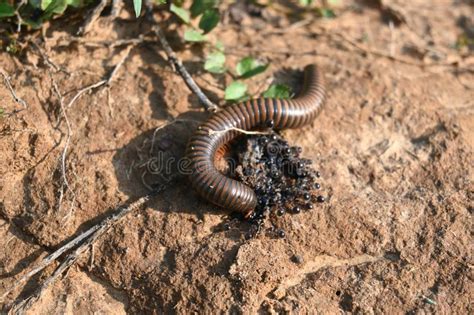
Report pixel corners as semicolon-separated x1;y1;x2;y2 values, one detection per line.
107;44;134;85
7;191;160;314
50;77;76;219
31;41;65;74
14;0;27;33
9;242;91;315
53;36;152;49
66;80;107;108
0;221;100;302
0;67;28;109
149;118;201;154
2;189;161;307
111;0;123;18
77;0;109;36
66;44;133;108
152;25;218;112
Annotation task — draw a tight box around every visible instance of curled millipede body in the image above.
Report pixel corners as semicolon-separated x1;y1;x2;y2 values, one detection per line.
186;64;326;215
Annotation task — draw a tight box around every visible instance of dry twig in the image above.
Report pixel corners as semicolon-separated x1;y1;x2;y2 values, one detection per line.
1;43;138;310
0;67;28;110
152;25;218;112
52;36;153;49
3;7;219;312
77;0;109;35
66;44;134;108
4;188;166;313
30;41;67;74
50;77;77;220
14;0;27;33
111;0;123;18
0;219;99;302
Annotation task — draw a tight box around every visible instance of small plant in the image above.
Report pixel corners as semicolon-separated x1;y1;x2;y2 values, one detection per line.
224;81;247;101
263;84;292;99
0;0;91;28
139;1;290;102
0;0;302;103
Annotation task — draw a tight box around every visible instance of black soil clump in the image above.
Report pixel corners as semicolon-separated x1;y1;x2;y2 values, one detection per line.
231;131;325;239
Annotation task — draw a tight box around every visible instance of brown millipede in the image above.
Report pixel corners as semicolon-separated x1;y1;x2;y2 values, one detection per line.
186;64;326;215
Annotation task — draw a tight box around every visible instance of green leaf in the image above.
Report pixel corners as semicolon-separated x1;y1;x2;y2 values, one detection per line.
199;9;219;34
299;0;312;6
51;0;68;14
204;51;226;74
190;0;216;18
215;40;224;52
170;3;190;23
29;0;41;9
66;0;83;8
0;3;15;18
262;84;291;99
41;0;53;10
133;0;142;17
235;57;268;79
184;28;206;42
318;7;335;18
22;17;42;28
41;0;68;15
225;81;247;101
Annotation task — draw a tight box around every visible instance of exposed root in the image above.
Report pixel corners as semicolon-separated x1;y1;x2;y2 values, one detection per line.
66;43;134;108
111;0;123;18
66;79;107;108
14;0;27;33
52;36;153;50
149;118;201;154
31;41;68;74
151;23;218;112
50;76;76;220
0;67;28;111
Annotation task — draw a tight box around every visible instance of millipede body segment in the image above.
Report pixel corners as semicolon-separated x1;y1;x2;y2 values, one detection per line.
186;64;326;215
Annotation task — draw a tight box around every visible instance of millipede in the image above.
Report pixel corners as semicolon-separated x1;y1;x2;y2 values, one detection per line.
186;64;326;216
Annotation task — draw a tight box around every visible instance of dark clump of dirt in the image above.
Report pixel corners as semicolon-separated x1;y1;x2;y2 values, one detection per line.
230;131;326;239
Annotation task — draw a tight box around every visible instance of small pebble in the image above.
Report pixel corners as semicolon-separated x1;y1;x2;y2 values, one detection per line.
291;255;303;264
